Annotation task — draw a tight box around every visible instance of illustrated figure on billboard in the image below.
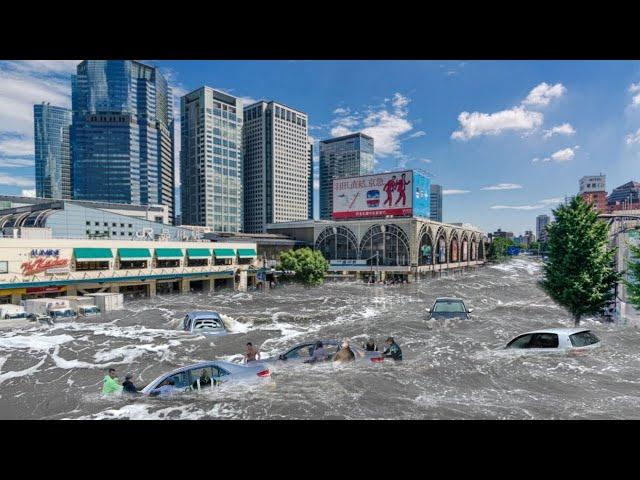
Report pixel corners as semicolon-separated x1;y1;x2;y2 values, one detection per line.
394;173;411;206
383;176;397;206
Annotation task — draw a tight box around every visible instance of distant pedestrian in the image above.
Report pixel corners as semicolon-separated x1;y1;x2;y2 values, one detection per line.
382;337;403;361
122;373;139;395
244;342;261;363
102;368;123;395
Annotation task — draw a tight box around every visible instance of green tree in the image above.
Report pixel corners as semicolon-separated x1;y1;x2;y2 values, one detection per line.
624;240;640;310
279;247;329;287
487;237;513;261
541;196;621;326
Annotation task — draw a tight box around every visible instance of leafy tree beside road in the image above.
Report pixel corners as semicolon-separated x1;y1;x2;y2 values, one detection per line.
279;247;329;287
487;237;514;261
541;196;620;326
624;239;640;310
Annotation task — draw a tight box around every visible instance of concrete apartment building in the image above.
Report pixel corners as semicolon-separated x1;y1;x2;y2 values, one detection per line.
579;174;607;213
242;101;311;233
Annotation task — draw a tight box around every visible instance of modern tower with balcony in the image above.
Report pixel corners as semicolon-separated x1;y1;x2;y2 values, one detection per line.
34;103;72;199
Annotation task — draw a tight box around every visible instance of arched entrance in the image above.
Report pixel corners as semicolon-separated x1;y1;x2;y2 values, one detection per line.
418;227;434;265
449;234;459;263
314;226;358;261
360;224;411;266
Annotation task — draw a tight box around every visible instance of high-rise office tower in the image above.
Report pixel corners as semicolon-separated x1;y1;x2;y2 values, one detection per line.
34;103;72;199
319;133;374;219
308;139;314;220
242;101;310;232
430;184;443;222
181;87;243;231
71;60;175;222
536;214;550;243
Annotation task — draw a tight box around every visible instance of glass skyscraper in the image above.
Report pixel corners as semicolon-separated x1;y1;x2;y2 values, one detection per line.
430;184;442;222
319;133;374;219
71;60;175;222
34;103;72;199
180;87;243;232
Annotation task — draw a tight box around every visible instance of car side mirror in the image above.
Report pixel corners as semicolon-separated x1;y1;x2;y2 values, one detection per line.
278;354;285;360
468;308;474;313
425;308;431;313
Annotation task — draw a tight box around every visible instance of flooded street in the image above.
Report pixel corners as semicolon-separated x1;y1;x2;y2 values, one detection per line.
1;257;639;419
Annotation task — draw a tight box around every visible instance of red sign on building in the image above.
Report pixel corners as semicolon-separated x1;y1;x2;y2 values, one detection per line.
21;257;69;276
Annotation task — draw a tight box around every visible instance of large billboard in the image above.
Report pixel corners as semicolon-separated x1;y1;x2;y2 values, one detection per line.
332;170;430;220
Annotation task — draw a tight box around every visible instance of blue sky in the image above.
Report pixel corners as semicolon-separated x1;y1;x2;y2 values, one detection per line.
1;60;639;234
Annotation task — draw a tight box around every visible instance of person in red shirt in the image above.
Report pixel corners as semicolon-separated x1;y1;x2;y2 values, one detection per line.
394;173;411;206
383;176;396;206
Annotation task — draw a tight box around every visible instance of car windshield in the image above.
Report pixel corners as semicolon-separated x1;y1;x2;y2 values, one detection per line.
7;313;26;319
433;300;466;313
570;331;600;347
53;310;73;318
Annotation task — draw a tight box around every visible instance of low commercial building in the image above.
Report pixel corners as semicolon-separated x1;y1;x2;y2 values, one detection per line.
204;231;306;265
0;238;259;305
267;217;487;282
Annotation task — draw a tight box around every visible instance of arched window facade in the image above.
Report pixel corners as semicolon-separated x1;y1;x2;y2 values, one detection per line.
360;224;410;266
450;237;459;263
314;226;358;261
461;238;468;261
437;236;447;264
418;229;434;265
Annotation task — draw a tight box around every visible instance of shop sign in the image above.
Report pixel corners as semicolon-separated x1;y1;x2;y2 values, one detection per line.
30;249;60;258
21;257;69;276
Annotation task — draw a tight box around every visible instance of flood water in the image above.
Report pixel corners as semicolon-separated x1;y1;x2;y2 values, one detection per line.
1;258;639;419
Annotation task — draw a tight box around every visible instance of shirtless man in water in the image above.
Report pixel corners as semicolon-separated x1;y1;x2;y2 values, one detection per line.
244;342;261;363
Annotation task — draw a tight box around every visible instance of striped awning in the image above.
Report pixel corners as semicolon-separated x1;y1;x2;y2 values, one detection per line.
186;248;211;259
213;248;236;259
74;248;113;261
118;248;151;260
155;248;184;260
237;248;257;258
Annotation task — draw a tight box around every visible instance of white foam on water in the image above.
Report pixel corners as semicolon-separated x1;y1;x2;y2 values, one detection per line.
0;355;47;385
219;313;252;333
0;334;75;352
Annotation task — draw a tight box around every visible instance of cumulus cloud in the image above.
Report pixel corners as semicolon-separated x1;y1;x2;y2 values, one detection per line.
626;128;640;145
543;123;576;138
533;146;579;163
0;173;35;187
330;92;416;157
443;189;470;195
0;136;35;156
481;183;523;191
407;130;426;139
0;158;34;167
451;106;543;140
522;82;566;107
21;189;36;197
333;107;350;115
490;197;562;210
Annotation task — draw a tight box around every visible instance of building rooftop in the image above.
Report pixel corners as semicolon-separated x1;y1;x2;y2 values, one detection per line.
0;195;166;214
319;132;374;144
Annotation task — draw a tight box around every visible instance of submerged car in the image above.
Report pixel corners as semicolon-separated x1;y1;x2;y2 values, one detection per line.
182;311;227;336
267;339;385;364
426;297;473;320
27;313;54;325
504;328;601;353
140;360;270;396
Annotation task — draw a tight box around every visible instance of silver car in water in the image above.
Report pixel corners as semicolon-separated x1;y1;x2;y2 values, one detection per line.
182;311;227;336
426;297;473;320
140;360;271;396
267;339;385;365
504;328;602;354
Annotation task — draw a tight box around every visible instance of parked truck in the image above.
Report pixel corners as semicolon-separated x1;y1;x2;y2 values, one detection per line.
85;293;124;312
0;304;27;320
58;296;101;317
24;298;76;322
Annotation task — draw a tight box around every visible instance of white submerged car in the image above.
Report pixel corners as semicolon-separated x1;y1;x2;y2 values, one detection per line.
504;328;602;353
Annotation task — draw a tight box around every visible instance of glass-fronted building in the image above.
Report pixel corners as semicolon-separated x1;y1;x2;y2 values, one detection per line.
180;87;243;232
34;103;72;199
319;133;374;219
71;60;175;222
430;184;442;222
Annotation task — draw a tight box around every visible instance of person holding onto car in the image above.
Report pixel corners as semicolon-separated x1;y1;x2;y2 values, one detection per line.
333;338;355;362
244;342;261;363
382;337;403;361
122;373;140;395
102;368;123;395
304;341;328;364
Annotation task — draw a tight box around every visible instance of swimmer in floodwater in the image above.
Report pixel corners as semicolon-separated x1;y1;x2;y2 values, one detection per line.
364;338;378;351
102;368;123;395
151;379;181;397
122;373;140;395
382;337;403;361
333;338;356;362
244;342;261;363
305;341;328;364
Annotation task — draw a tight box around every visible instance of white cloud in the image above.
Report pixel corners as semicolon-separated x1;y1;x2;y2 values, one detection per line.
0;158;34;167
632;94;640;108
626;128;640;145
407;130;426;139
543;123;576;138
443;189;470;195
21;189;36;197
629;83;640;93
0;173;34;187
0;137;34;156
522;82;566;107
531;157;541;163
333;107;350;115
330;92;416;157
239;96;258;106
4;60;80;76
419;158;432;164
481;183;523;191
550;147;576;162
490;197;562;210
451;106;543;140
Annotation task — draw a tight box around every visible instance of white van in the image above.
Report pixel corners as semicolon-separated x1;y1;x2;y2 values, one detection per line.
0;304;27;320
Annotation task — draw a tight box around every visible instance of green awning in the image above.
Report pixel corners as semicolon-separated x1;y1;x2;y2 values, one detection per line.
155;248;184;259
237;248;257;258
74;248;113;261
213;248;236;259
118;248;151;260
186;248;211;259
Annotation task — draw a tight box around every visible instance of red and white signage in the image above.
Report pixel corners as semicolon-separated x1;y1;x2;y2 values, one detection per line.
21;257;69;276
333;171;413;219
